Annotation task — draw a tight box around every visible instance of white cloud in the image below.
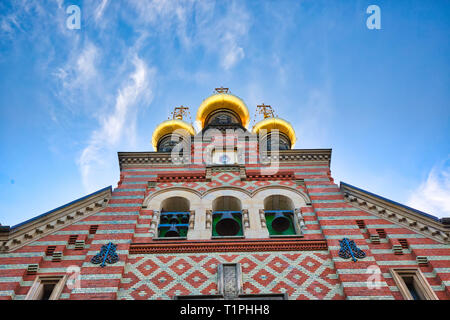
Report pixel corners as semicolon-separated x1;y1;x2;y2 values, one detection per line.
76;44;98;81
94;0;109;22
54;41;98;90
0;13;21;34
407;159;450;218
127;0;250;70
194;1;250;70
221;34;245;70
78;56;155;191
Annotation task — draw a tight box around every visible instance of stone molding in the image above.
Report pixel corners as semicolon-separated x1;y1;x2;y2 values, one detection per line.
157;173;206;182
118;149;332;169
259;149;331;164
341;183;449;244
148;184;309;201
0;187;112;253
129;238;328;254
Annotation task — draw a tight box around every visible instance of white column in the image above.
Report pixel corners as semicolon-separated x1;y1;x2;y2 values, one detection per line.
242;200;269;239
149;210;160;238
187;202;212;240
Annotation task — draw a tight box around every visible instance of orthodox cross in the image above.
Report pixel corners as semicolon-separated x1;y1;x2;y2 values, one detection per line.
170;106;190;121
214;87;229;94
256;104;275;119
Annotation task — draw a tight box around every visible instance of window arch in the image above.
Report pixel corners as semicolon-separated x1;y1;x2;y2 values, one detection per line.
264;195;297;236
161;196;190;212
158;196;191;238
212;196;242;212
205;110;241;126
157;134;190;153
264;195;294;211
261;132;291;151
212;196;243;237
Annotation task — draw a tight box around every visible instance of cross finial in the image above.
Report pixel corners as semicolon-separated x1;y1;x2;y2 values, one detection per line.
256;103;275;119
170;106;190;120
214;87;229;94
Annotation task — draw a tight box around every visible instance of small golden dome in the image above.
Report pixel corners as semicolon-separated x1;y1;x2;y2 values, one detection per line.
252;117;297;148
151;119;195;151
196;93;250;129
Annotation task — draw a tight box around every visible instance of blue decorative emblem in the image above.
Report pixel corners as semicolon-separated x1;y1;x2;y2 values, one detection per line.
338;238;366;262
91;242;119;267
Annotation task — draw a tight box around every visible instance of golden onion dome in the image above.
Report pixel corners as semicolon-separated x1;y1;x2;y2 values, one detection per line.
196;93;250;129
252;117;297;148
151;119;196;151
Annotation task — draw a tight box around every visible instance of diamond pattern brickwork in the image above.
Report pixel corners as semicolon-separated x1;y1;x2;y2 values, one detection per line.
118;251;344;300
153;172;307;195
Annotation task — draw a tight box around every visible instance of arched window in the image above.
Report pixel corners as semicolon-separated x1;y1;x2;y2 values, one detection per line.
264;195;297;236
263;133;291;151
161;197;190;212
205;110;241;126
158;197;190;238
212;196;243;237
157;134;189;153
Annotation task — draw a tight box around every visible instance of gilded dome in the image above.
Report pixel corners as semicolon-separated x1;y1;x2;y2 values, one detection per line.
151;119;195;151
252;117;296;148
196;93;250;129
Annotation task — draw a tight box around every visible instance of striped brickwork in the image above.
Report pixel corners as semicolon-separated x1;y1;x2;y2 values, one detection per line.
1;147;449;300
306;179;450;300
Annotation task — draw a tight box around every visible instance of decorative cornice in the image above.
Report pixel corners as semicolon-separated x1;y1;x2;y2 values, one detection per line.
157;172;206;182
118;149;332;169
0;187;112;253
340;182;449;244
118;152;189;169
209;165;243;173
259;149;331;165
129;238;328;254
246;172;294;181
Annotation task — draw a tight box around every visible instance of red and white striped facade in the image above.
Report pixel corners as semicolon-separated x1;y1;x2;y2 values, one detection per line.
1;92;449;300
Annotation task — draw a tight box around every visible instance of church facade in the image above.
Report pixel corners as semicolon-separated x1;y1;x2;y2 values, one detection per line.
1;88;449;300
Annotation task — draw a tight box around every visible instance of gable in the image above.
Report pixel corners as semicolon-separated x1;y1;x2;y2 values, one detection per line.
340;182;449;244
0;187;112;253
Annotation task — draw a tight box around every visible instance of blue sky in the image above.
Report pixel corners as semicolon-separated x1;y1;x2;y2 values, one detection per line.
0;0;449;226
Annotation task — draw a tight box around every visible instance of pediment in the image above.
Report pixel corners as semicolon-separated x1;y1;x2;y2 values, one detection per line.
340;182;449;244
0;186;112;253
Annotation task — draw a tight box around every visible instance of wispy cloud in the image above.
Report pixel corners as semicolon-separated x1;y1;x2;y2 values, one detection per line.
77;55;155;191
293;86;334;148
94;0;109;22
54;41;99;89
0;11;21;35
127;0;250;70
194;0;250;70
407;158;450;218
